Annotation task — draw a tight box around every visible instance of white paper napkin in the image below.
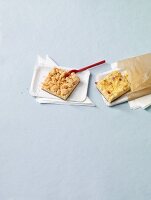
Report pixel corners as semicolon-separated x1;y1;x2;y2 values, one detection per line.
111;62;151;109
129;95;151;110
36;96;95;106
30;55;95;107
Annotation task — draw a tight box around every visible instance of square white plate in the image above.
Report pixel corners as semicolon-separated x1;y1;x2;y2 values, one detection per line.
96;69;128;106
29;65;90;102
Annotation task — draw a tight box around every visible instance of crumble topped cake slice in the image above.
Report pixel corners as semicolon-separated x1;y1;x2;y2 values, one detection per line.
41;67;80;100
96;71;130;103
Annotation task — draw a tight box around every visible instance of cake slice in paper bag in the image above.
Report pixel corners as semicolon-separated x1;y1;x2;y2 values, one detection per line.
96;70;130;103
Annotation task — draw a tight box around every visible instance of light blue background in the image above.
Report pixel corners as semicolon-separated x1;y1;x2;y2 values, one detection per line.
0;0;151;200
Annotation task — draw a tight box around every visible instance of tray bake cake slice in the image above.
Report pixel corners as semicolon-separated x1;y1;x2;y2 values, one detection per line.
41;67;80;100
96;71;130;103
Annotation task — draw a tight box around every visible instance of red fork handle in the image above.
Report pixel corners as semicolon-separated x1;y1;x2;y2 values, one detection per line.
77;59;106;72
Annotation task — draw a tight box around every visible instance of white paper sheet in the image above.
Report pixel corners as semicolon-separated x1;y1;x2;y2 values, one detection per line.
36;97;95;106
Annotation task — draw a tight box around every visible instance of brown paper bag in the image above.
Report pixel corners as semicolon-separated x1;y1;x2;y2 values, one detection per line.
116;53;151;101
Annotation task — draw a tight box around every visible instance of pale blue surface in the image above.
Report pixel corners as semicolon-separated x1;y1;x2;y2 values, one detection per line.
0;1;151;200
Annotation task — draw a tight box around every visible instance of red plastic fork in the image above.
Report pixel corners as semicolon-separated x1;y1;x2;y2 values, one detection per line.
64;59;106;77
